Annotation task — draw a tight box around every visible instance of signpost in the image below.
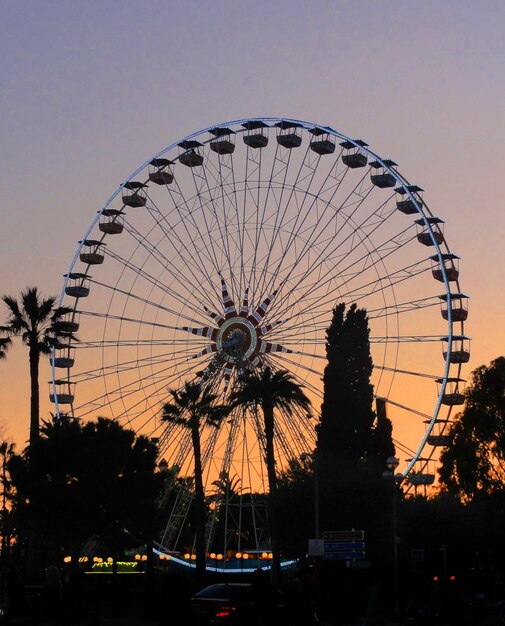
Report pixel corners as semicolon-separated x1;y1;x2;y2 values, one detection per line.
322;530;365;561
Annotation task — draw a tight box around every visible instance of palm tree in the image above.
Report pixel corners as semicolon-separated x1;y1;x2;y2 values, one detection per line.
1;287;68;448
229;366;312;584
161;381;230;583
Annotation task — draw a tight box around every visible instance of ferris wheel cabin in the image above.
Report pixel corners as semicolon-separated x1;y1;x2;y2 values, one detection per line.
426;420;453;447
209;127;236;155
442;335;471;364
64;273;90;299
275;121;302;148
99;209;125;235
49;380;75;405
370;159;397;188
431;253;460;282
395;185;424;215
416;217;445;246
436;377;466;406
340;139;368;168
178;140;204;167
439;292;468;322
52;311;80;334
50;345;75;369
308;127;336;155
148;158;175;185
79;240;105;265
122;181;148;207
242;120;269;148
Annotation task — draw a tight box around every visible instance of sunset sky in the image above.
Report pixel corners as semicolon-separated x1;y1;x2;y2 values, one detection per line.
1;0;504;456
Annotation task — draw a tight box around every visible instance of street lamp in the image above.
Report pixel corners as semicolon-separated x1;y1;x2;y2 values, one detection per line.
382;456;403;624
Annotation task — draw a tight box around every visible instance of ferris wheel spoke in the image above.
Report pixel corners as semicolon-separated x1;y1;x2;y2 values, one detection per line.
252;141;302;301
129;204;222;307
263;167;375;301
76;338;202;348
241;141;264;300
370;334;446;343
211;155;241;297
266;203;411;324
186;160;235;288
155;179;224;304
73;353;209;420
258;205;404;324
78;309;198;332
100;247;217;322
254;144;317;299
335;257;431;303
393;440;417;459
374;364;443;380
117;219;222;317
274;405;314;461
122;201;211;284
134;192;214;283
269;250;430;333
87;279;211;327
67;345;204;384
367;296;441;319
383;397;435;422
184;160;231;279
266;354;324;400
259;150;352;298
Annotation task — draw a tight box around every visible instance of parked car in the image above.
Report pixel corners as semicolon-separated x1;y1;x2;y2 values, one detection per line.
190;582;287;625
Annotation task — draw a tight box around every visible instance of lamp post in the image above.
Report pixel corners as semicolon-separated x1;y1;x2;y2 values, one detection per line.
382;456;402;624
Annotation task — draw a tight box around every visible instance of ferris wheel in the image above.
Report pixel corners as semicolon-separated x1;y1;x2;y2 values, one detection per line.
51;117;468;565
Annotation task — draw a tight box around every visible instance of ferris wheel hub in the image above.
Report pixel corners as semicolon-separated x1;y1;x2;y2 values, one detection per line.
215;316;258;363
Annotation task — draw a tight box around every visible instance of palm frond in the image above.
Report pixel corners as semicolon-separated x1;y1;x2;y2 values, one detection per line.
38;296;57;321
2;295;22;320
21;287;43;320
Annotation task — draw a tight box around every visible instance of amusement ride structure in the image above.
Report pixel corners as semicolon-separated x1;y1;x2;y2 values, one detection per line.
50;118;469;569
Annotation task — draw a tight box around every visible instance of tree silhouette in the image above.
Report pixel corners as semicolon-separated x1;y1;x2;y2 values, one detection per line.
230;367;311;584
1;287;71;447
7;415;161;569
316;303;395;538
161;381;230;584
0;441;15;556
439;357;505;501
317;303;377;466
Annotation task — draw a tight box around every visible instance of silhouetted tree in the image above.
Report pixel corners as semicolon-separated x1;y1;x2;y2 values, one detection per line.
230;367;312;585
317;303;376;467
439;357;505;501
7;415;161;569
161;381;230;584
316;303;395;540
1;287;71;447
275;455;314;556
0;441;15;556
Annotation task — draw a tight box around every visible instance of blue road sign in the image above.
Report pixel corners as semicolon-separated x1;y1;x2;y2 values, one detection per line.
325;551;366;561
323;530;364;541
324;541;365;550
322;530;366;560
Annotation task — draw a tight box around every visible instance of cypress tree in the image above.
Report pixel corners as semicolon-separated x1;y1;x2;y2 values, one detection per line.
316;303;376;467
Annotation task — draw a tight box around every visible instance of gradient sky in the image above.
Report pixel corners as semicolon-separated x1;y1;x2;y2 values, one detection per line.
1;0;504;450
